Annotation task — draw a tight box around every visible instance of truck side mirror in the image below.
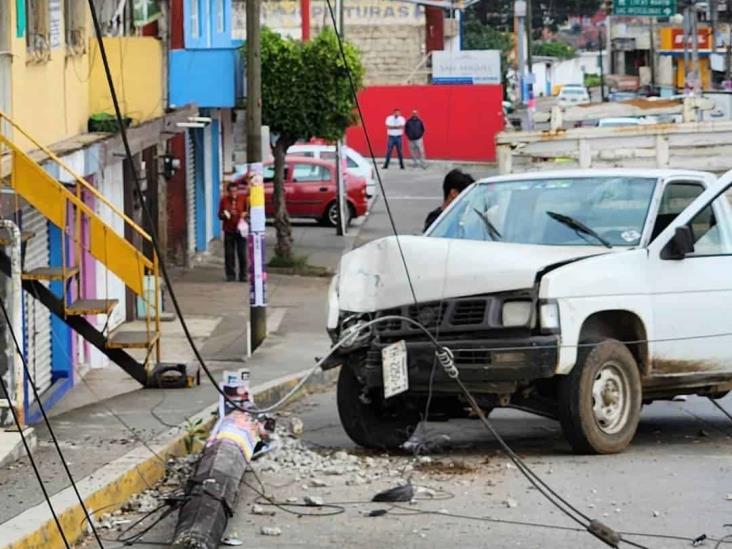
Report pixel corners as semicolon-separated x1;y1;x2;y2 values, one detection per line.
661;225;695;260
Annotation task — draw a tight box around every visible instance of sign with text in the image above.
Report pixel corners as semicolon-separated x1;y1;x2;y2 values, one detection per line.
233;0;424;39
612;0;676;17
660;27;712;51
432;50;501;85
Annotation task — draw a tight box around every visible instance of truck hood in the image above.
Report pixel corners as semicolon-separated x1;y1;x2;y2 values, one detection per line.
337;236;605;312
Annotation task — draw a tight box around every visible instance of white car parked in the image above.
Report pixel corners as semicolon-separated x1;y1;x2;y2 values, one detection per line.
558;84;591;108
288;143;376;198
327;169;732;454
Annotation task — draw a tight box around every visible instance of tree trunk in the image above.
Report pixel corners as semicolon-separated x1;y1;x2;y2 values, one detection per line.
272;138;294;262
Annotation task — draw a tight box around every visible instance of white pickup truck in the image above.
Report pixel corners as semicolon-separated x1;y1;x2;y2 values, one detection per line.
327;169;732;454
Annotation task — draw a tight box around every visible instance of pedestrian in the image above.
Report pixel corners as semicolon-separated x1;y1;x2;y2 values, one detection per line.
218;181;248;282
405;110;427;169
383;108;405;169
423;168;475;232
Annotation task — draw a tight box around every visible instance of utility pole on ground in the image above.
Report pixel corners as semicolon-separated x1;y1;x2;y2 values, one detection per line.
247;0;267;351
334;0;347;236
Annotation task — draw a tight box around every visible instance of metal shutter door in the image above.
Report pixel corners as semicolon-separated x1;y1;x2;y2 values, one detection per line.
22;207;53;399
186;130;196;255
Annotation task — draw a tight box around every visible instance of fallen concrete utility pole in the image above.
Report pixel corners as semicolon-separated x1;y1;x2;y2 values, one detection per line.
172;409;263;549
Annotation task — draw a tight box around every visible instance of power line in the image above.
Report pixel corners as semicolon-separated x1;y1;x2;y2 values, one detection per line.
0;330;70;546
0;297;103;548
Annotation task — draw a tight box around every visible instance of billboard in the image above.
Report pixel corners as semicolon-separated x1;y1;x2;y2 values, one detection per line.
432;50;501;85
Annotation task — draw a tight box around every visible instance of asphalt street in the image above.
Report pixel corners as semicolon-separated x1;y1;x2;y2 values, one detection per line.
82;164;732;549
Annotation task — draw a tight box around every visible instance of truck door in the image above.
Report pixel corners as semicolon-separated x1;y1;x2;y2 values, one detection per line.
647;179;732;378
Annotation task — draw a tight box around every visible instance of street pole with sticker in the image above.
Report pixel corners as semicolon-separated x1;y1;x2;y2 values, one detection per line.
248;162;267;351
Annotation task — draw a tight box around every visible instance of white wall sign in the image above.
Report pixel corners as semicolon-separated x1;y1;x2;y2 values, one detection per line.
49;0;62;49
432;50;501;85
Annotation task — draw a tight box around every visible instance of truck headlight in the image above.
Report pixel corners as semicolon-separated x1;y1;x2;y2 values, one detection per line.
539;302;560;331
502;301;532;327
326;275;339;332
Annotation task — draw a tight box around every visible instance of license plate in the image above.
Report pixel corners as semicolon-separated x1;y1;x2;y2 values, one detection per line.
382;340;409;399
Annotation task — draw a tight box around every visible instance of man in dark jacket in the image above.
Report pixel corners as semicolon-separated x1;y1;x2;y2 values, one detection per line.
405;110;427;169
423;169;474;232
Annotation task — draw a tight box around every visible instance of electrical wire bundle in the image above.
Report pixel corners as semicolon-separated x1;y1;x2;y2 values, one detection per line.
7;0;732;547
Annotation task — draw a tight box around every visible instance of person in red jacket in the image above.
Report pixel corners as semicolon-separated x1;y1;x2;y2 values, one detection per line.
218;182;248;282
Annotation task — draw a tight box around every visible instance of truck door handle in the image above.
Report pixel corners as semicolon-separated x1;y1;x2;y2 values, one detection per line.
319;187;328;192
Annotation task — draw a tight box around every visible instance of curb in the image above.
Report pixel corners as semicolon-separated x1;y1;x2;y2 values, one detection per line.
0;367;338;549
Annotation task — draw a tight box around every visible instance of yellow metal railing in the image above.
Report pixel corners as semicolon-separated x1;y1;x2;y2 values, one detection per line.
0;110;161;366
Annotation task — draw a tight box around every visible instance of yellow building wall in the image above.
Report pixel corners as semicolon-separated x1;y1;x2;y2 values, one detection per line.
7;2;91;149
89;38;164;125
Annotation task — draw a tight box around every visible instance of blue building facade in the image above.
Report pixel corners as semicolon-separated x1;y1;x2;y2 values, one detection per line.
169;0;241;255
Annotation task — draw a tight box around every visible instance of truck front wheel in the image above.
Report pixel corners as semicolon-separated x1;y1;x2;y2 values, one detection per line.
337;364;418;450
558;339;642;454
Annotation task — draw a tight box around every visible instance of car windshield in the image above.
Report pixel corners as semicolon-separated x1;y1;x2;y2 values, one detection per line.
429;176;657;247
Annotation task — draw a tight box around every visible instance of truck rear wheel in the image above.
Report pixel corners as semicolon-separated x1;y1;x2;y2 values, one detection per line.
337;364;418;450
558;339;642;454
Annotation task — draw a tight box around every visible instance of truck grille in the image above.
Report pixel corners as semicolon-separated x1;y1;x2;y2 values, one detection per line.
371;291;535;339
451;300;487;325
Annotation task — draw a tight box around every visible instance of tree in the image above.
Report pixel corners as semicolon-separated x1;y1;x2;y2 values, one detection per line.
462;18;513;88
259;27;364;262
533;40;577;59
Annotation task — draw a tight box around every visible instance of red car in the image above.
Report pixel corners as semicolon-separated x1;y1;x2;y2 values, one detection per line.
251;156;368;226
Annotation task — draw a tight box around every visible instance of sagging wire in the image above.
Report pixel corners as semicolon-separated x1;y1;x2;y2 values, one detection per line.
0;297;104;548
323;0;418;306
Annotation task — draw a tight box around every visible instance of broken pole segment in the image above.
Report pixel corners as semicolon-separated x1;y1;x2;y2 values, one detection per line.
172;410;263;549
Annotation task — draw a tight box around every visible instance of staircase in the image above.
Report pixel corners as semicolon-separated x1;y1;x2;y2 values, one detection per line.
0;111;170;387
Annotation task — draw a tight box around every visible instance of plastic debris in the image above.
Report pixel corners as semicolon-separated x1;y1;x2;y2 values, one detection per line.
260;527;282;537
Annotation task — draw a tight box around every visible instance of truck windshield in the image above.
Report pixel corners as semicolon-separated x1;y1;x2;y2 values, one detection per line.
429;176;657;247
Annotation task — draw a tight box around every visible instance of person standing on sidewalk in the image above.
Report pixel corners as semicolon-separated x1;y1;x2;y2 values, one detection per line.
405;110;427;169
218;182;248;282
383;108;405;169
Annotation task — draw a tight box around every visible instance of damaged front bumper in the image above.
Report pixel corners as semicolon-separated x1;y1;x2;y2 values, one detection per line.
356;336;559;395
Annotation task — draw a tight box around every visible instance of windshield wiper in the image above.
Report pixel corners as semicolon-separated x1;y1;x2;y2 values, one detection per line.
472;208;502;241
546;211;612;248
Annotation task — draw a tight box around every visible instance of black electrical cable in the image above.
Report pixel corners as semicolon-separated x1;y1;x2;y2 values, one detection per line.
83;0;252;416
324;0;418;305
709;397;732;424
0;338;70;548
0;297;104;548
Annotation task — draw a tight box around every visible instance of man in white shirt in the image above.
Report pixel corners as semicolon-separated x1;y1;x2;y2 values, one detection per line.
383;108;406;169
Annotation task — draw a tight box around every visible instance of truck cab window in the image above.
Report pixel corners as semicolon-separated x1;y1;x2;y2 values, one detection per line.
651;182;704;241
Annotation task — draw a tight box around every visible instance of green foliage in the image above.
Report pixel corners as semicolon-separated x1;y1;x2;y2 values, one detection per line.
533;40;577;60
584;73;602;87
260;27;364;145
183;417;207;454
463;19;513;53
466;0;602;31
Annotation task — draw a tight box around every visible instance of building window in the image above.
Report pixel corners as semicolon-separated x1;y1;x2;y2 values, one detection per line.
64;0;85;55
190;0;200;39
25;0;51;62
216;0;224;33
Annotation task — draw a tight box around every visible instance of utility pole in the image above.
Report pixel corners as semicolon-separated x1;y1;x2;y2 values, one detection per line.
301;0;311;41
515;0;527;106
246;0;267;351
649;17;655;89
691;3;701;94
599;24;606;101
525;0;534;128
334;0;347;236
